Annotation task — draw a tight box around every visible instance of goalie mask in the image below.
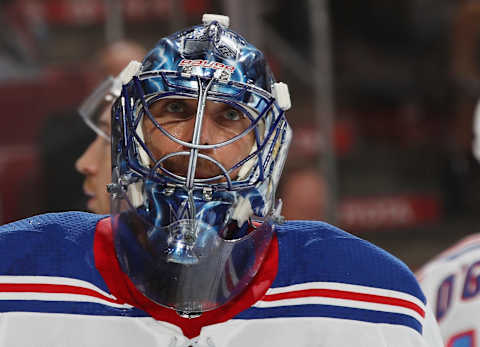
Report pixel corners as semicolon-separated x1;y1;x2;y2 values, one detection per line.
109;14;292;315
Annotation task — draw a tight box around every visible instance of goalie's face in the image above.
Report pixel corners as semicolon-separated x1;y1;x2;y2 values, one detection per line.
142;97;255;180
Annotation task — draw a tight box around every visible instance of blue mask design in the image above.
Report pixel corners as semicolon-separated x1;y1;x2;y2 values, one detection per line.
110;16;292;314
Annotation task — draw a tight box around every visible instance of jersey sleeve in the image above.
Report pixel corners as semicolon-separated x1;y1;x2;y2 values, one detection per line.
270;220;443;346
417;233;480;346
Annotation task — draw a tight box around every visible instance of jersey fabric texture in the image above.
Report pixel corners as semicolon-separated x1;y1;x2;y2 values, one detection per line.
0;212;442;347
418;233;480;347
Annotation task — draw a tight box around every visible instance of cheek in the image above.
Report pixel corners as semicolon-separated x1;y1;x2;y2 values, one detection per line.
239;132;255;157
104;150;112;181
147;129;185;160
217;134;254;167
98;149;111;186
164;124;189;141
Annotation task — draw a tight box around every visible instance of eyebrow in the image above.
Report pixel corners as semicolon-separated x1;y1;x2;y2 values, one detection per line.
207;101;238;112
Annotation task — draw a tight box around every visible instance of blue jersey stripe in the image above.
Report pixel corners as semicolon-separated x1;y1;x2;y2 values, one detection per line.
0;300;149;318
234;304;422;334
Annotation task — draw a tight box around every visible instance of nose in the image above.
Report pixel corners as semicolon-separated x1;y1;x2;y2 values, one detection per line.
75;138;100;175
198;114;217;147
176;113;216;148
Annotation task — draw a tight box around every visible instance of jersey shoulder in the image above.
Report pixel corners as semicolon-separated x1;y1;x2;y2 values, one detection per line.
274;220;423;299
0;212;149;318
417;233;480;324
0;212;107;278
417;233;480;282
235;221;429;336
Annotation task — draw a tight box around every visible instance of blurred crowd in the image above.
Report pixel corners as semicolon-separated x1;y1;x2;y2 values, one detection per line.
1;0;480;271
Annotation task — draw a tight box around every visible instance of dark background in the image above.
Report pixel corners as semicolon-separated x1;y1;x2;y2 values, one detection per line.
1;0;479;271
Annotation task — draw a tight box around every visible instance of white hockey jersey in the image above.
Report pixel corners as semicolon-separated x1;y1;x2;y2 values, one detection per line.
418;233;480;347
0;212;441;347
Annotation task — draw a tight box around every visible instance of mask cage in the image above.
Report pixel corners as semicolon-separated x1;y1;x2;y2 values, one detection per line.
116;70;289;192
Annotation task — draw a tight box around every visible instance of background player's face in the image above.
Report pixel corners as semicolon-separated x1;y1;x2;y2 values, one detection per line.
75;108;111;214
142;98;254;179
281;169;326;221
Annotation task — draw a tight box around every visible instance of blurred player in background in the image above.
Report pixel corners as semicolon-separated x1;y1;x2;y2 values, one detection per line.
417;101;480;347
76;41;147;214
39;40;146;215
97;40;148;80
280;166;327;220
0;15;442;346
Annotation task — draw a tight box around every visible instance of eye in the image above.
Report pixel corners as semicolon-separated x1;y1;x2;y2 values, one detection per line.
165;101;186;113
222;108;242;121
